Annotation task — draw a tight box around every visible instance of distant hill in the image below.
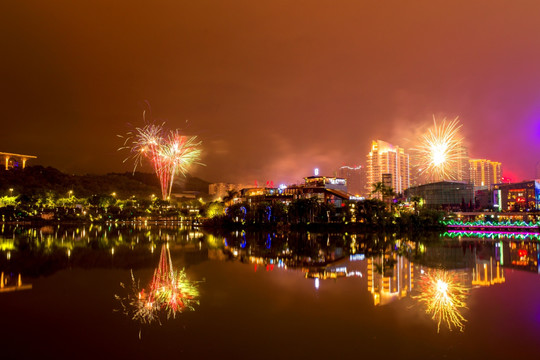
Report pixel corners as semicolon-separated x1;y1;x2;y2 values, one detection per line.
0;166;209;198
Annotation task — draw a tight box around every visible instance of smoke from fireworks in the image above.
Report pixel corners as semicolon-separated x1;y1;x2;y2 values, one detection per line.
116;244;200;325
119;113;203;200
414;269;468;332
414;116;463;181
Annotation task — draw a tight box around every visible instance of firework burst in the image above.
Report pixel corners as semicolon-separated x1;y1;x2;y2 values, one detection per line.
414;116;463;181
414;269;468;332
119;112;203;200
115;244;201;325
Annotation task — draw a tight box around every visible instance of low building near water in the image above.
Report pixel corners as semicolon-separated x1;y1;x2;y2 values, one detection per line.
404;181;474;211
493;180;540;212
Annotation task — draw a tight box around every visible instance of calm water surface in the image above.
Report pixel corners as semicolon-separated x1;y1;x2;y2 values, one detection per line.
1;224;539;359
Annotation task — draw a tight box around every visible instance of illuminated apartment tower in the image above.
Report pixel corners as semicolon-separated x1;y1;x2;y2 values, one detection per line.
366;140;410;196
469;159;502;188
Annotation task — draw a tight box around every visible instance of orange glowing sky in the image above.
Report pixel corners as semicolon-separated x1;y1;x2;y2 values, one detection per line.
2;1;540;184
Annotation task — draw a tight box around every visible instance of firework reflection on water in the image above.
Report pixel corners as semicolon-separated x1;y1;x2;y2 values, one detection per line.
414;269;469;332
116;244;201;325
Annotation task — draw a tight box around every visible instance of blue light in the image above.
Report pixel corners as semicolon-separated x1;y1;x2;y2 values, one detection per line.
266;234;272;249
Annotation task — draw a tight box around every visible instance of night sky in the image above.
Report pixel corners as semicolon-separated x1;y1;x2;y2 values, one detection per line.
3;1;540;185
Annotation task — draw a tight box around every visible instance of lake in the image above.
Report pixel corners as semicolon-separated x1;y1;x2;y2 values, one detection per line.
1;223;539;359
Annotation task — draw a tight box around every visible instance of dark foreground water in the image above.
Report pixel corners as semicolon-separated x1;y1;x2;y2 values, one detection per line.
1;224;540;359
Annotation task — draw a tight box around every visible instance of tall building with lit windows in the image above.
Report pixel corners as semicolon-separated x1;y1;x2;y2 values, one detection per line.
469;159;502;189
366;140;410;197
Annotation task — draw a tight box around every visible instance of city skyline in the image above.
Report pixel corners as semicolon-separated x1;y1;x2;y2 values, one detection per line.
3;1;540;185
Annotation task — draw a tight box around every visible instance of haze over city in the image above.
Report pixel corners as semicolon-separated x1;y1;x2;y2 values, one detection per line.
3;1;540;184
5;3;540;359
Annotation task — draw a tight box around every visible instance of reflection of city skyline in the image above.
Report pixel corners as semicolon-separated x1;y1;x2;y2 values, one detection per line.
0;225;537;292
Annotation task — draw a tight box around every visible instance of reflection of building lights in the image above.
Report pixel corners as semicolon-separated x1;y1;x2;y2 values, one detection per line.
314;278;320;289
7;251;11;260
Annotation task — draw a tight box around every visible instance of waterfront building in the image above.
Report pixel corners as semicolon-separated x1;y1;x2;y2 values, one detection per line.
304;175;347;192
281;176;350;207
240;176;350;207
366;140;410;198
469;159;502;188
493;180;540;212
405;181;474;210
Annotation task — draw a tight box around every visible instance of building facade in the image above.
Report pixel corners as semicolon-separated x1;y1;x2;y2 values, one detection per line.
493;180;540;212
469;159;502;189
405;181;475;210
240;176;350;208
366;140;410;197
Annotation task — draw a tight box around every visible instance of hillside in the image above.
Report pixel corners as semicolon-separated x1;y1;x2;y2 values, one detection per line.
0;166;209;198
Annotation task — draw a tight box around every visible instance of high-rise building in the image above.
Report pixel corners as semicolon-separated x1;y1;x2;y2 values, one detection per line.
335;165;366;196
456;145;470;183
366;140;410;197
469;159;502;188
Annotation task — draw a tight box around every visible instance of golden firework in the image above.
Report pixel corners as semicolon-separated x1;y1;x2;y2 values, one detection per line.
414;116;463;181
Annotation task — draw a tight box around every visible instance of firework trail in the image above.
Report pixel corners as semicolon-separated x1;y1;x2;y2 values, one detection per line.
119;112;203;200
414;269;468;332
414;116;463;182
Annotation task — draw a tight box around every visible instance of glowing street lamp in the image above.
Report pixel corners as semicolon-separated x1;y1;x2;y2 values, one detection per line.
9;188;13;196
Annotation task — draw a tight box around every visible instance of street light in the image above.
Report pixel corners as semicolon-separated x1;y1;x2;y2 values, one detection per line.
9;188;13;196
